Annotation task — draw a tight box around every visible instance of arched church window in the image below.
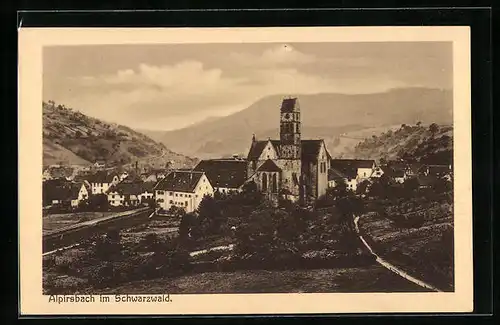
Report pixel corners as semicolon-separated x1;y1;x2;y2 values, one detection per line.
272;173;277;193
262;173;268;192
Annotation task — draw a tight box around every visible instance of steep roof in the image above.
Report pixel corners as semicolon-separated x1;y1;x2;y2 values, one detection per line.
247;139;327;162
44;182;79;201
154;171;205;193
108;182;144;196
247;140;269;160
330;159;375;170
328;168;346;181
257;159;282;172
193;159;247;188
280;97;299;113
381;166;405;178
301;140;324;161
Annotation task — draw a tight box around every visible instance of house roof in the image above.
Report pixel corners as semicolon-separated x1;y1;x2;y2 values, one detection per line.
407;163;423;173
44;181;79;201
381;166;405;178
280;97;299;113
87;171;117;183
154;171;205;193
329;159;373;179
423;164;452;175
257;159;282;172
108;182;142;196
328;168;346;181
247;139;327;162
247;140;269;160
330;159;375;170
193;159;247;188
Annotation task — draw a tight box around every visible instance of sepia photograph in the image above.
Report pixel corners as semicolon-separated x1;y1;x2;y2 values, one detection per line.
19;27;472;315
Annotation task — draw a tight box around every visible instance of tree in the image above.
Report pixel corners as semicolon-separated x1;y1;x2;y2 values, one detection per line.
429;123;439;134
197;195;225;237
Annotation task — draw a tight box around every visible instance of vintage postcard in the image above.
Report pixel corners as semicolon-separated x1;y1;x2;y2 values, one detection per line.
18;26;472;315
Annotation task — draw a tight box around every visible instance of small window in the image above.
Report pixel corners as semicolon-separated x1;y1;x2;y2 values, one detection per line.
180;194;183;197
185;201;188;206
169;192;173;195
175;193;178;197
169;200;173;204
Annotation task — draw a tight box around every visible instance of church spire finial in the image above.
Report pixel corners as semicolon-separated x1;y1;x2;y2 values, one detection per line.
252;134;256;143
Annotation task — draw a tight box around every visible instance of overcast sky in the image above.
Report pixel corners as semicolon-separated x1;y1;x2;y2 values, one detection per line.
43;42;452;131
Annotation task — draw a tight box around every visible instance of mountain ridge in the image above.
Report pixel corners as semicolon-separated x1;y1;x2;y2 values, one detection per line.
152;87;453;159
42;101;197;169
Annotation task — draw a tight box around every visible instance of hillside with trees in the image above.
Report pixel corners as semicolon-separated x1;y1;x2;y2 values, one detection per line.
43;101;197;168
353;123;453;165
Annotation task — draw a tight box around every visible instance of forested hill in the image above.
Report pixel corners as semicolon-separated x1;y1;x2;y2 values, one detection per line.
353;123;453;165
42;101;197;168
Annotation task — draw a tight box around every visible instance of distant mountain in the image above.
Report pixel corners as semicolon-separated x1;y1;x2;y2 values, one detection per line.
42;101;197;168
352;123;453;165
154;88;453;159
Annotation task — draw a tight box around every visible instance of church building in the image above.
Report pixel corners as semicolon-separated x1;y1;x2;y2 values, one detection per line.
246;97;331;205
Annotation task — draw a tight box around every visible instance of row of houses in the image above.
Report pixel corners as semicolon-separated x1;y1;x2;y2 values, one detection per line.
43;169;155;209
44;156;452;214
327;159;452;192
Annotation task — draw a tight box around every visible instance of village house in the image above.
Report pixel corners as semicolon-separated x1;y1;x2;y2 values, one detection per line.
192;159;247;195
327;159;376;192
138;182;156;203
119;171;129;181
327;167;358;191
141;169;169;183
404;162;423;178
330;159;376;180
107;182;143;207
371;166;385;178
86;171;120;195
70;181;92;208
154;170;214;214
380;165;406;183
93;160;106;169
245;97;332;205
418;164;452;179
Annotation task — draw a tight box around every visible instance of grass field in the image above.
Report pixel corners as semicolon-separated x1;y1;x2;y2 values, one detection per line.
121;218;179;245
358;205;454;291
43;212;115;234
87;265;429;294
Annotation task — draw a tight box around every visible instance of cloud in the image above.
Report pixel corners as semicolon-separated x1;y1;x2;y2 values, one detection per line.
228;44;316;67
56;54;407;131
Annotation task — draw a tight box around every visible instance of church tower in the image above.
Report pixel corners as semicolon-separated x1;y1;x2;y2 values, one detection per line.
278;97;302;201
280;97;301;158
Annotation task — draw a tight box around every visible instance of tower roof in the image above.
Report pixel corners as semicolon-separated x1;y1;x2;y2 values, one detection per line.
280;97;299;113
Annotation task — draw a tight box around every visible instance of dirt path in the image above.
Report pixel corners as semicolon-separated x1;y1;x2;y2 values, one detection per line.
189;244;235;257
353;216;442;292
